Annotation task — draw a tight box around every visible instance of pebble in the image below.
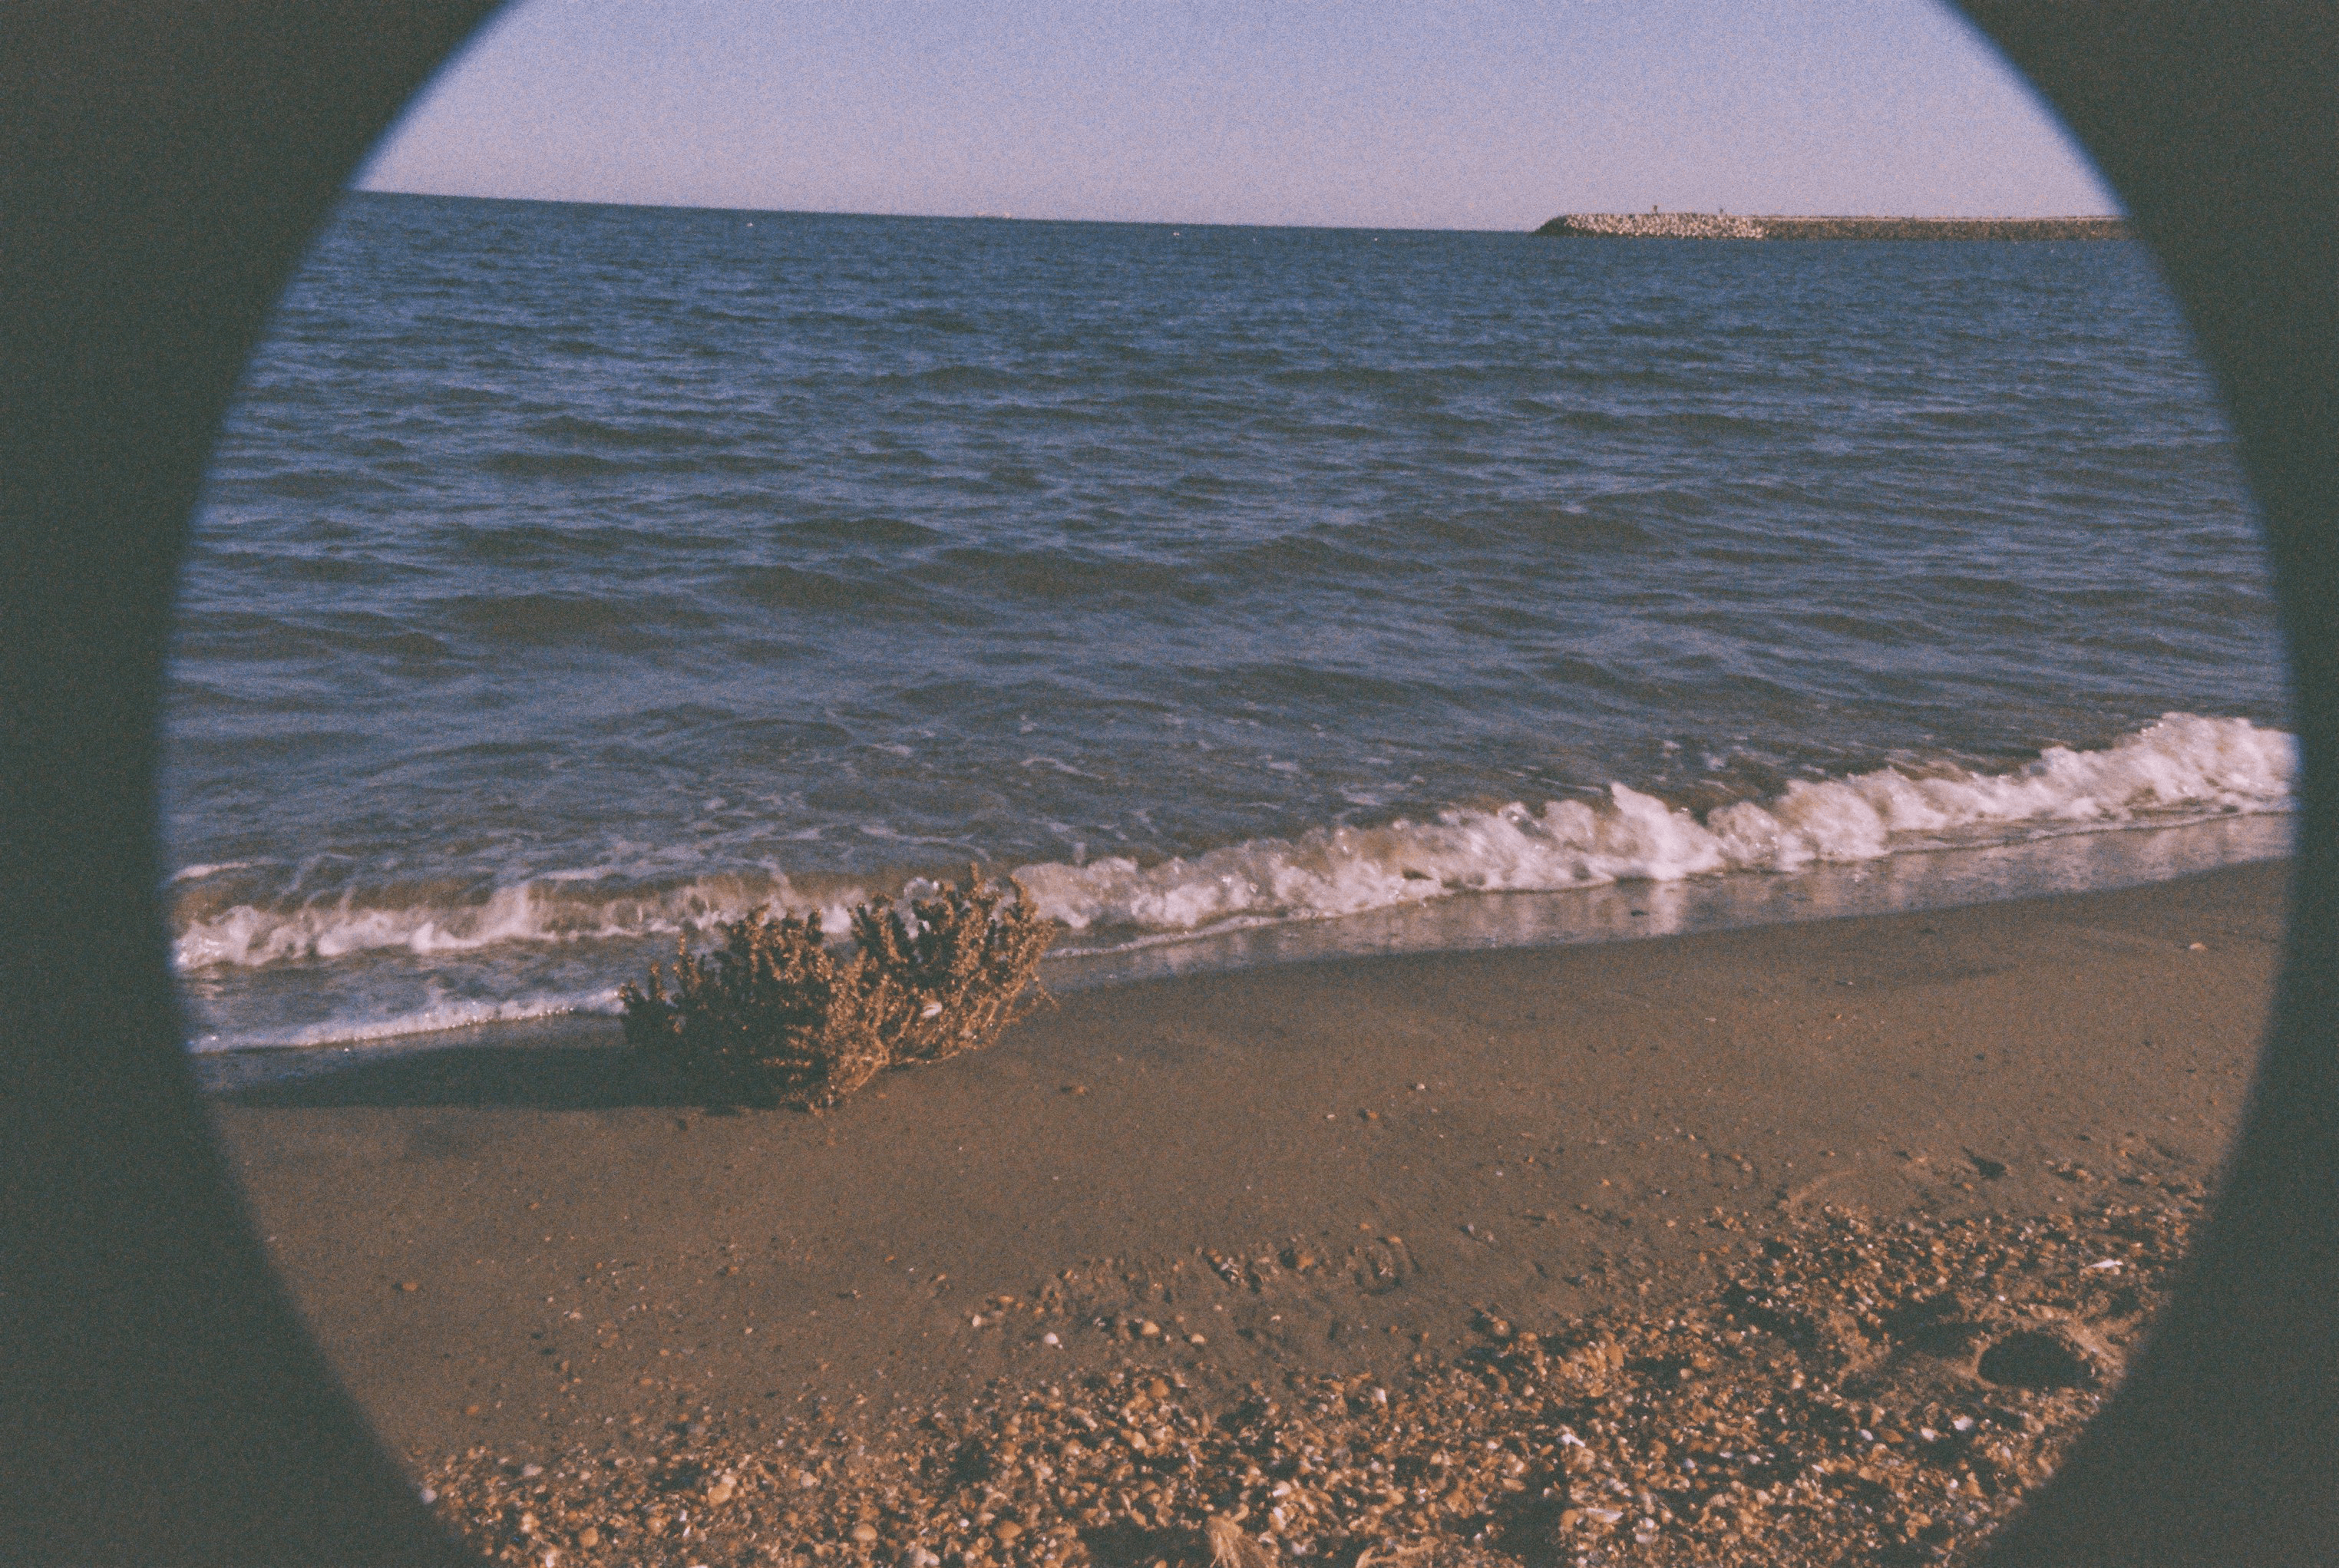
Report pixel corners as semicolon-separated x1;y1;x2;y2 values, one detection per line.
414;1197;2192;1568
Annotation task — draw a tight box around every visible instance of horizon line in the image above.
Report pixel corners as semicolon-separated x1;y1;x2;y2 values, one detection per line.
349;187;2124;233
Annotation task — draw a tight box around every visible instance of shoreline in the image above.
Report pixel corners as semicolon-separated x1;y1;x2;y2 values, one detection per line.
189;814;2291;1074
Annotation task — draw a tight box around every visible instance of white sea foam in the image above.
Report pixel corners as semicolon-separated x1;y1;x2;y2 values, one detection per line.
170;860;257;883
1019;713;2293;933
170;714;2292;974
171;877;876;971
193;986;623;1051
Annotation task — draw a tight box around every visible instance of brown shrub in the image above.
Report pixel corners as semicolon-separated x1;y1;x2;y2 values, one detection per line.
617;865;1056;1108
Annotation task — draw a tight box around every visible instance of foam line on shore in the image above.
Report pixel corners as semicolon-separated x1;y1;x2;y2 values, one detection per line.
172;712;2291;982
1022;713;2291;936
201;988;624;1051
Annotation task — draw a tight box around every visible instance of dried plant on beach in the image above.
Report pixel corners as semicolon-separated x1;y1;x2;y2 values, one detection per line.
617;865;1055;1108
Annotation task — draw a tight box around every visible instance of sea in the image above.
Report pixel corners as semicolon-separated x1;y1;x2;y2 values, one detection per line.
167;191;2292;1056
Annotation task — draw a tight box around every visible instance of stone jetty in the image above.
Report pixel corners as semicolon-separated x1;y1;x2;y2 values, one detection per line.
1538;212;2129;241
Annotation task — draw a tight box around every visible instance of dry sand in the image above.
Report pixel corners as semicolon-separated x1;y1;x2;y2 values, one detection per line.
206;861;2280;1563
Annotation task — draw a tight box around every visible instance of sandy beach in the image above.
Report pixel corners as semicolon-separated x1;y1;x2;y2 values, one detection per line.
207;860;2279;1563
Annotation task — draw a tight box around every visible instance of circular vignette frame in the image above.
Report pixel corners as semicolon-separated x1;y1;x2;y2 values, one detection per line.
2;3;2335;1563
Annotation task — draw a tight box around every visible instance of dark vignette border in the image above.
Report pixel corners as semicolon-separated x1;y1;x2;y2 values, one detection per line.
2;4;2332;1562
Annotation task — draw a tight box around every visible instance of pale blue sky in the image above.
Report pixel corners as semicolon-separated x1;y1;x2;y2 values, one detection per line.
360;0;2118;229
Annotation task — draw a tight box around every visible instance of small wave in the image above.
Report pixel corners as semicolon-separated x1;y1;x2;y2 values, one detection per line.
170;714;2291;973
478;450;635;479
170;861;257;883
1017;713;2294;935
519;414;715;451
428;589;724;645
172;875;877;971
721;563;907;613
193;986;622;1052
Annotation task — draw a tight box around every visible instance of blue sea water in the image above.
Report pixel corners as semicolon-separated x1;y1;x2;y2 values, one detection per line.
166;193;2290;1051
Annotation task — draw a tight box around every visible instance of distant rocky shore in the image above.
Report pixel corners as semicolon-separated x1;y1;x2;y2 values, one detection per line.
1538;212;2129;241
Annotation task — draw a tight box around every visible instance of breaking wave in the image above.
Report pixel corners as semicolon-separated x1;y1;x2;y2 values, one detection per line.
171;714;2293;977
171;874;881;971
209;987;624;1051
1027;712;2292;936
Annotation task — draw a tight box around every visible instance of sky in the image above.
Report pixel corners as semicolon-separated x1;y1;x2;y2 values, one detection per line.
358;0;2119;230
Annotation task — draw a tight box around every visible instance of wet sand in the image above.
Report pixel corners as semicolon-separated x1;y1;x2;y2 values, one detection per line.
208;861;2278;1472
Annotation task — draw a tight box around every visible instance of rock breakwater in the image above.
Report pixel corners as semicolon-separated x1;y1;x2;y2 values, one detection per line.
1538;213;2130;241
